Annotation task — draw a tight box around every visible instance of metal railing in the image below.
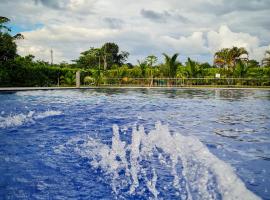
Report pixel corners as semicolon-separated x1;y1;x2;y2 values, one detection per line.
84;78;270;87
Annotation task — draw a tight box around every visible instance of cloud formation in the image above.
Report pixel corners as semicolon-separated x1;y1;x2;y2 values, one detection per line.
0;0;269;63
34;0;62;9
141;9;189;23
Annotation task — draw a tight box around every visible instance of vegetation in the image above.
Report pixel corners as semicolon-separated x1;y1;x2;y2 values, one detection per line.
0;16;270;87
75;43;129;70
184;58;201;78
214;47;248;69
161;53;179;78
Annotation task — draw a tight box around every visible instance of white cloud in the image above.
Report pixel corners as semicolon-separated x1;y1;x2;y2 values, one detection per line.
16;24;270;64
0;0;269;64
160;32;208;55
207;25;259;52
207;25;269;61
250;45;270;63
16;25;155;63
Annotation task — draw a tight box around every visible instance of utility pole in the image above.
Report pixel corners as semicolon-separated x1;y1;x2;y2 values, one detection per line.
50;49;53;65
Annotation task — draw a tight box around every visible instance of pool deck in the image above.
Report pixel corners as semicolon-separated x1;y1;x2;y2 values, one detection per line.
1;86;270;92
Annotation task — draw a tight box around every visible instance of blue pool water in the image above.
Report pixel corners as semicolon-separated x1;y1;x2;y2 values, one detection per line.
0;89;269;199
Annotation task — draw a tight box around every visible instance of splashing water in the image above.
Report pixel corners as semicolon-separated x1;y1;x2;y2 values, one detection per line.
0;110;63;128
62;122;260;200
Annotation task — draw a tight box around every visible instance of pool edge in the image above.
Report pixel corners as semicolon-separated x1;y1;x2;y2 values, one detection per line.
1;86;270;92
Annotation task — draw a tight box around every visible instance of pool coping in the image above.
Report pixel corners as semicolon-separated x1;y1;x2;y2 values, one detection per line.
1;86;270;92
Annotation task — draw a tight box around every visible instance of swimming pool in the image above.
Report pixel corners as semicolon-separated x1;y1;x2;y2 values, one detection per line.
0;89;269;199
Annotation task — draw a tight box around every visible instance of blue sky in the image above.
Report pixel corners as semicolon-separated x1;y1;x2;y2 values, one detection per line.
10;24;44;35
1;0;269;64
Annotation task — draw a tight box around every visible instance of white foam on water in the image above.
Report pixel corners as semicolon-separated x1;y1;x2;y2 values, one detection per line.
34;110;62;119
65;122;260;199
16;90;71;97
0;110;62;128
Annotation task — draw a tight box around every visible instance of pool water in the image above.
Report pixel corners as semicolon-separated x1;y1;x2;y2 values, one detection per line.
0;89;269;199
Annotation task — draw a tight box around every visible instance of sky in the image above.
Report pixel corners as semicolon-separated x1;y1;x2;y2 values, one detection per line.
0;0;270;64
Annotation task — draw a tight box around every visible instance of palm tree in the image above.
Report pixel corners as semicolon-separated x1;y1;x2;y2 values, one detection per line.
262;50;270;66
137;60;147;78
146;55;158;67
60;71;76;86
234;60;249;78
230;47;248;64
162;53;179;78
214;48;229;68
185;58;201;78
214;47;248;69
93;68;103;86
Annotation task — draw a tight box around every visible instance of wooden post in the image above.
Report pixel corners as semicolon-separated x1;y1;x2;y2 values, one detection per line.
76;71;80;88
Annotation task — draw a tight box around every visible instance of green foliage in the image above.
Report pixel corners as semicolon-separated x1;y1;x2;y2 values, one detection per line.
184;58;202;78
0;54;81;87
75;42;129;70
60;71;76;86
83;76;94;85
162;53;179;78
75;47;101;69
0;16;24;63
247;67;270;78
234;60;249;78
145;55;158;67
0;32;17;62
214;46;248;68
101;42;129;69
0;16;11;32
200;62;212;69
201;68;220;77
111;64;119;69
137;60;147;78
117;66;129;78
248;59;260;68
92;69;104;86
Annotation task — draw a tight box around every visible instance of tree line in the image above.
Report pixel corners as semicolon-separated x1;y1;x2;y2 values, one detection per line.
0;16;270;87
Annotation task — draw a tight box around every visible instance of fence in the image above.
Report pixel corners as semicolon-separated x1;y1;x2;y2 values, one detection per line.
83;77;270;87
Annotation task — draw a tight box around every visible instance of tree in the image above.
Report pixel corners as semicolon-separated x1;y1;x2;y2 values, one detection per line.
92;68;104;86
234;60;249;78
75;43;129;70
214;47;248;69
137;60;147;78
60;71;75;86
101;42;129;70
75;47;101;69
0;16;11;32
162;53;179;78
92;48;102;69
25;54;35;62
0;32;17;62
145;55;158;67
247;59;259;68
59;61;70;68
0;16;24;63
0;16;24;39
116;51;129;66
101;42;118;70
200;62;212;69
262;50;270;66
84;76;94;85
185;58;201;78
